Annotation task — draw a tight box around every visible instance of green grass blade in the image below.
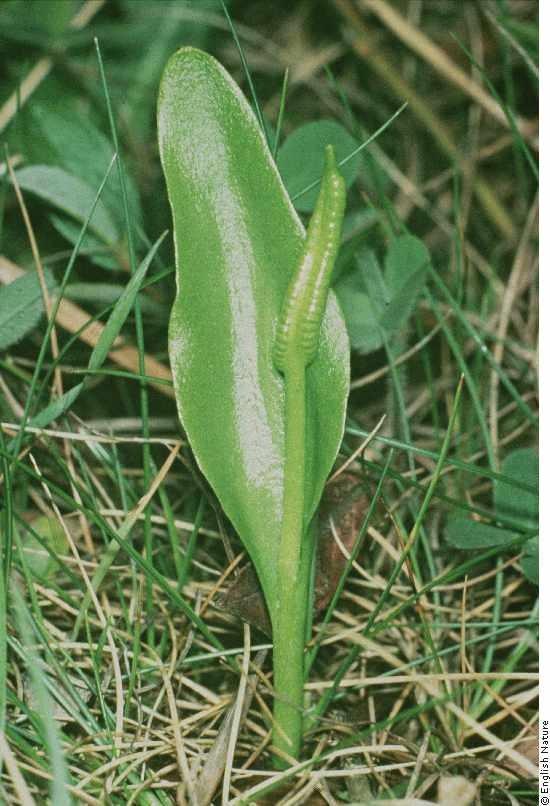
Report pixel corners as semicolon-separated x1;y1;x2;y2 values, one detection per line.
88;231;166;371
12;585;72;805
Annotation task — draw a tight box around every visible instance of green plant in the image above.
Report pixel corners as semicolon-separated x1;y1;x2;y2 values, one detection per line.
335;234;431;356
446;447;538;584
0;1;538;799
276;119;361;212
158;47;350;764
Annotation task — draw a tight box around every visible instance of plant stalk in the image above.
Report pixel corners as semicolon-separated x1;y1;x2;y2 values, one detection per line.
272;358;309;764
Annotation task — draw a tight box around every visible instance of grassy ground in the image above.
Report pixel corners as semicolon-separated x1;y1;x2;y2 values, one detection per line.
0;0;538;803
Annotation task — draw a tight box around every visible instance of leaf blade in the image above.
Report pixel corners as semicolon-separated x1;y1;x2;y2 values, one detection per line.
158;48;350;613
13;165;118;244
446;517;520;549
0;268;57;350
494;447;538;529
88;231;166;371
278;119;361;212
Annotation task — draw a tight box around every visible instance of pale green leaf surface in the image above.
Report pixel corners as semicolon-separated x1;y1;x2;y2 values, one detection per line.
381;234;430;330
158;48;350;613
495;447;538;529
0;268;57;350
277;119;360;212
446;517;520;549
13;165;118;244
50;215;118;270
20;516;67;579
521;536;538;584
26;104;142;232
65;281;163;316
335;250;385;355
27;0;73;35
335;235;430;354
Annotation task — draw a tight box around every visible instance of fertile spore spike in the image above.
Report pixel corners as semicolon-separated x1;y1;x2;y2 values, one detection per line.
274;145;346;374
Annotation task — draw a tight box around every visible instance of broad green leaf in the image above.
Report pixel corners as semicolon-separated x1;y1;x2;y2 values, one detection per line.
381;234;430;330
278;120;360;212
50;215;118;270
341;207;378;240
20;516;67;579
65;282;164;317
521;536;538;584
495;448;538;530
25;104;142;233
333;208;378;282
446;517;520;550
361;246;391;312
0;268;57;350
158;48;350;614
446;446;538;576
335;235;430;354
0;1;74;42
13;165;118;244
27;0;74;35
335;248;386;354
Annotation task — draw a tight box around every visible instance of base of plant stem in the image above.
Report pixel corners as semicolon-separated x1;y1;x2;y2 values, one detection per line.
271;527;316;767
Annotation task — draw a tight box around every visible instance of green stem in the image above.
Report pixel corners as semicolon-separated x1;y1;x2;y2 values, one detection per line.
272;358;309;763
270;146;346;764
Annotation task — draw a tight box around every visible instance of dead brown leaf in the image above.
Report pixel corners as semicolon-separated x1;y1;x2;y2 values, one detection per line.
215;472;369;633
